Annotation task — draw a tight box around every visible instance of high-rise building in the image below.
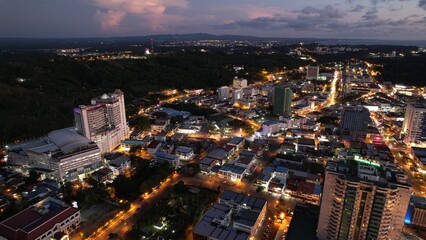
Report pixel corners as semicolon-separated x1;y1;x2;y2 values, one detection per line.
401;103;426;144
217;86;230;102
74;89;129;153
317;159;412;240
273;87;292;115
306;65;320;80
232;88;242;104
233;77;248;89
340;106;370;141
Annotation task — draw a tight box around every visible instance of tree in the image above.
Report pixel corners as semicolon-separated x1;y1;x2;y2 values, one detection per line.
108;233;119;239
173;181;187;194
26;170;40;184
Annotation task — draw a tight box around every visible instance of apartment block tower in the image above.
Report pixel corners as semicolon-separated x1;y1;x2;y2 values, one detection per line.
74;89;129;153
273;87;293;116
401;103;426;145
317;159;412;240
340;106;370;141
306;65;320;80
217;86;230;102
233;77;248;89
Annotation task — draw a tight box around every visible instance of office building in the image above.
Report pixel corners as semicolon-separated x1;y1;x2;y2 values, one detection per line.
401;103;426;145
0;197;80;240
339;106;370;141
74;89;129;153
232;88;243;105
317;159;412;240
233;77;248;89
273;87;292;115
306;65;319;80
218;86;230;102
7;128;103;182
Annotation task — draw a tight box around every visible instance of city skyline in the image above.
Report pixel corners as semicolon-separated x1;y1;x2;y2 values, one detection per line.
1;0;426;40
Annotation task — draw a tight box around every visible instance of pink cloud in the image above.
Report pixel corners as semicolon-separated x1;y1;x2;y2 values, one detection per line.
91;0;188;31
95;10;126;31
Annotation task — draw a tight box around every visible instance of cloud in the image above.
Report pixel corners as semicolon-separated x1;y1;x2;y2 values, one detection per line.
420;0;426;9
300;5;345;18
95;10;126;31
90;0;188;31
350;4;365;12
363;8;379;20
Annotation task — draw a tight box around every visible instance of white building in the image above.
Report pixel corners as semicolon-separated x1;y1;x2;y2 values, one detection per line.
7;128;103;182
153;152;180;168
175;146;195;161
262;120;284;136
217;86;230;102
233;77;248;89
402;103;426;145
74;89;129;153
232;88;243;104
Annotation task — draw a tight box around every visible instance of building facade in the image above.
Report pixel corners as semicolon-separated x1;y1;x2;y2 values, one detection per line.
273;87;293;116
317;159;412;240
401;103;426;145
74;89;129;153
0;197;80;240
340;106;370;141
218;86;230;102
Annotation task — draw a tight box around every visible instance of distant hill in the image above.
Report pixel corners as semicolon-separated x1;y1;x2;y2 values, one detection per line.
1;33;425;50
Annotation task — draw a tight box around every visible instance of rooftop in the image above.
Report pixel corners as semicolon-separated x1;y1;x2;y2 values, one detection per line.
0;197;78;240
220;164;246;175
219;190;267;212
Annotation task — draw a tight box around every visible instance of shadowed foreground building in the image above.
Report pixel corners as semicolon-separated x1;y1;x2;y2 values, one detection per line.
317;159;412;240
0;197;80;240
193;190;267;240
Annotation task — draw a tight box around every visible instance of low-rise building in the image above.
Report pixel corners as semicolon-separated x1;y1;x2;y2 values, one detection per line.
153;152;180;168
218;164;247;181
108;155;131;175
175;146;195;161
227;137;245;150
199;157;217;173
146;140;162;155
262;120;284;137
0;197;80;240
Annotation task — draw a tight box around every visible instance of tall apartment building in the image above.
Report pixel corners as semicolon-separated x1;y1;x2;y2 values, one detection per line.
232;88;243;105
401;103;426;145
74;89;129;153
306;65;320;80
273;87;293;116
218;86;230;102
233;77;248;89
317;159;412;240
340;106;370;141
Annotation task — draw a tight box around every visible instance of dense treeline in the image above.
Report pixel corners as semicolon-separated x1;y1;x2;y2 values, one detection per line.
0;49;307;145
370;54;426;86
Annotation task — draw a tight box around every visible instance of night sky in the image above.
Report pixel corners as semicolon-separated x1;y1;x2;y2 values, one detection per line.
1;0;425;39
